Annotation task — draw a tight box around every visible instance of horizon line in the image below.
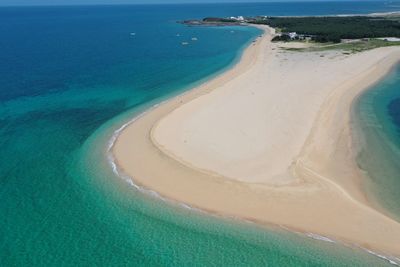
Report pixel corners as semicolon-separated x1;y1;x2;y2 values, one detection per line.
0;0;387;8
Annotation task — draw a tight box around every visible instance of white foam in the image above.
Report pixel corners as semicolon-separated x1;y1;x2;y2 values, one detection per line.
306;233;336;243
363;249;400;266
105;101;400;267
179;202;195;210
105;102;197;208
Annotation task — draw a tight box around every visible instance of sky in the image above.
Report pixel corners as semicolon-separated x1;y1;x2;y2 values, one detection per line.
0;0;372;7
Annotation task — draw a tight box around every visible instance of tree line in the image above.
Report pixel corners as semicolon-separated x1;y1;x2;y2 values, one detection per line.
252;16;400;43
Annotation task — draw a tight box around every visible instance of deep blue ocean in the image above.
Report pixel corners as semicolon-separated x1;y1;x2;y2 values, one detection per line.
1;2;400;266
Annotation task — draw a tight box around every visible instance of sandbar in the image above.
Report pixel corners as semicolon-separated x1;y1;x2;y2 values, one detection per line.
113;25;400;259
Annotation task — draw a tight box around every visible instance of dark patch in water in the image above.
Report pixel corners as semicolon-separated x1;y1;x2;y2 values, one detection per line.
388;97;400;134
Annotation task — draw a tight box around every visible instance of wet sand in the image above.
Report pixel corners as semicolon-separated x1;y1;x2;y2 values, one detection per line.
113;26;400;259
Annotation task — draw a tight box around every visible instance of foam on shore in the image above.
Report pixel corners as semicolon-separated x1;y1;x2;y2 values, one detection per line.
111;25;400;260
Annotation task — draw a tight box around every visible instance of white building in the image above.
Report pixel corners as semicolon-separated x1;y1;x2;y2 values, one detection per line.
230;16;245;21
288;32;297;39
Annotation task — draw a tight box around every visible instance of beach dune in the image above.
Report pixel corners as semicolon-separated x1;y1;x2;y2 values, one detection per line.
113;26;400;259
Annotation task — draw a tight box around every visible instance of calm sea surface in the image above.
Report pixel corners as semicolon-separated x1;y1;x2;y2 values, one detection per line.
353;64;400;221
1;2;399;266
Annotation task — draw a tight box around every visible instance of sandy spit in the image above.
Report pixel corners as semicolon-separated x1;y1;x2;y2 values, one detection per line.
113;26;400;259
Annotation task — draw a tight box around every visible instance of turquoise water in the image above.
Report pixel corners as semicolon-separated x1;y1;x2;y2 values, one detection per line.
1;3;400;266
353;64;400;221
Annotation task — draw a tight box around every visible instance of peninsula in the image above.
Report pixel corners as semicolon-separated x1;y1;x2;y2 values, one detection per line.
112;22;400;263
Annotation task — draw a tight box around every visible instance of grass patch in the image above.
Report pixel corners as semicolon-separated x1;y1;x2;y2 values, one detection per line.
280;39;400;53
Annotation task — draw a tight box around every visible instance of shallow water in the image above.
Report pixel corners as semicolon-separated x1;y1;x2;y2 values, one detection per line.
353;64;400;221
1;3;400;266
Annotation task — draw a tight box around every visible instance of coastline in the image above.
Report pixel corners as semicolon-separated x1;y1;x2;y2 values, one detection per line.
112;25;400;261
351;65;400;221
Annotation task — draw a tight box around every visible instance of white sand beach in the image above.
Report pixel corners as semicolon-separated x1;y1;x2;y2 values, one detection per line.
113;26;400;258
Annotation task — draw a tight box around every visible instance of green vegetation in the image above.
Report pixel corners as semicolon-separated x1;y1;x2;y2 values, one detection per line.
252;16;400;43
203;17;237;23
272;35;292;42
186;14;400;50
281;39;400;53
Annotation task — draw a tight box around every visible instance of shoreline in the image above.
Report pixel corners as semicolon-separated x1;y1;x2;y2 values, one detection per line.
350;64;400;221
112;25;400;262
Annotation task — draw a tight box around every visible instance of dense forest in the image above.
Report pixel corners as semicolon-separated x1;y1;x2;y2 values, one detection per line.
251;16;400;43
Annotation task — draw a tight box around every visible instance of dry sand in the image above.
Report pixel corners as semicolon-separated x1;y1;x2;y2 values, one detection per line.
113;26;400;259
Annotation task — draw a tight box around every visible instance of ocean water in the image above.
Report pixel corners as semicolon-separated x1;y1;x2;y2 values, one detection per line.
1;2;400;266
353;64;400;221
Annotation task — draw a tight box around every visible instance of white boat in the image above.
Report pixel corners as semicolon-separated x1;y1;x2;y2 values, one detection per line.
181;42;189;45
191;37;198;41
